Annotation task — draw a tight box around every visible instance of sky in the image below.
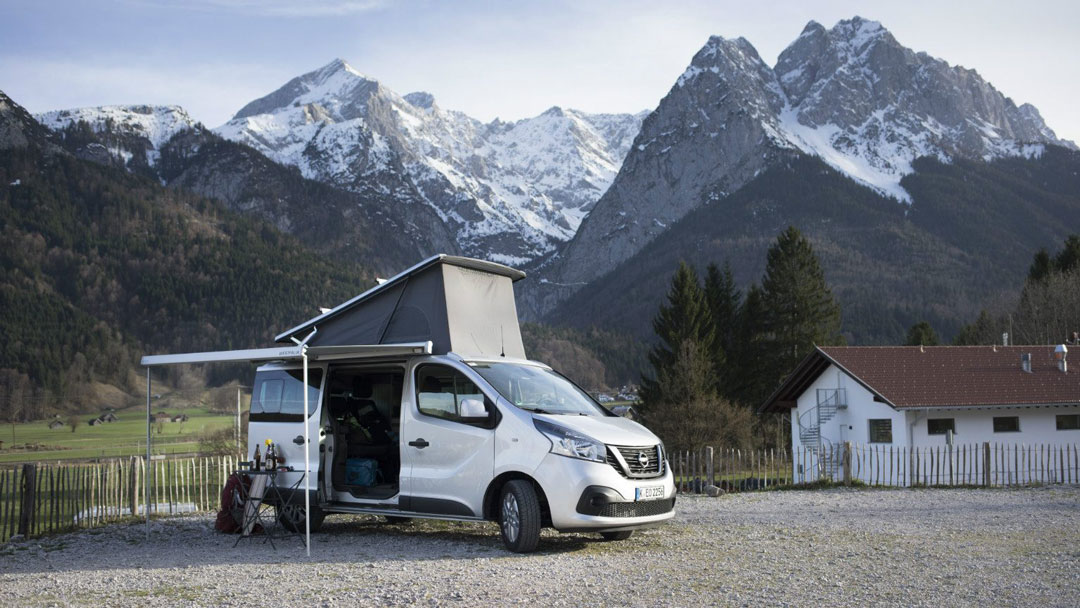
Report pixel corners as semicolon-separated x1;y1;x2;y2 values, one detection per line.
1;0;1077;142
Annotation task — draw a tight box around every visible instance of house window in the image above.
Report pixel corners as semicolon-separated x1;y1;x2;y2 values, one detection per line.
993;416;1020;433
868;419;892;443
927;418;955;435
1057;414;1080;431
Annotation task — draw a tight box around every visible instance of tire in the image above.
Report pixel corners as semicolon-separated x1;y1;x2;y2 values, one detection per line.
384;516;412;524
277;502;325;533
499;479;541;553
600;530;633;541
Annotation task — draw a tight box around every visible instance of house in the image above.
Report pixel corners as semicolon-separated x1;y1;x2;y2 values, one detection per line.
154;412;171;423
99;412;118;423
611;405;640;420
88;418;103;426
760;345;1079;482
171;413;188;423
48;419;64;430
595;393;614;403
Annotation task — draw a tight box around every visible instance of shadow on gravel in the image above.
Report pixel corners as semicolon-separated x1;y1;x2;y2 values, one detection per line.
0;514;624;574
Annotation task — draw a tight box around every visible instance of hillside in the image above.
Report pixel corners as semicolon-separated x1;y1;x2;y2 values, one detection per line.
0;91;374;419
544;149;1080;344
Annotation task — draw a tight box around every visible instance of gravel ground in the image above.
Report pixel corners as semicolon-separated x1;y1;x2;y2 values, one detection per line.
2;486;1078;607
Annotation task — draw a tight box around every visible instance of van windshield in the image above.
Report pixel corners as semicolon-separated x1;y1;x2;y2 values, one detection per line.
467;362;607;416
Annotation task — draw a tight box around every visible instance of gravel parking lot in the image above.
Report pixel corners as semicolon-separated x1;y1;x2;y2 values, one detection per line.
2;486;1078;607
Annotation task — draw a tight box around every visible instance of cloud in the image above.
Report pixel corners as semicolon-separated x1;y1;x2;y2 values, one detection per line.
127;0;386;17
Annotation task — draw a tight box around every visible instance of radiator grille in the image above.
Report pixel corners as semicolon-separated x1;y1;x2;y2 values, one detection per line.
606;445;665;478
598;497;675;518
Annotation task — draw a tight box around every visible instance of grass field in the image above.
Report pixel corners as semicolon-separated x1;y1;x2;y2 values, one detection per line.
0;406;238;464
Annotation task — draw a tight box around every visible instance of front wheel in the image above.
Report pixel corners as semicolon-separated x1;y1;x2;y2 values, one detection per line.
277;502;325;533
499;480;541;553
600;530;633;541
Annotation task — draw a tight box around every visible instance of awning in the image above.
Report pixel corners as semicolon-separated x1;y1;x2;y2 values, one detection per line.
139;340;433;555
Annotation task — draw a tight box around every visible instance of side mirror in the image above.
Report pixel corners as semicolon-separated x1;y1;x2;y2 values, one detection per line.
459;398;487;419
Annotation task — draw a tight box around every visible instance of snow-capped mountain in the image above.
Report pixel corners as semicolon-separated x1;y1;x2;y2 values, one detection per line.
215;59;644;264
543;16;1074;294
36;104;198;167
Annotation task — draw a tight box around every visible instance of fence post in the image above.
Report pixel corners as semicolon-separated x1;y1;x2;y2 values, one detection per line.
705;447;714;487
18;463;36;538
842;442;852;486
982;442;991;487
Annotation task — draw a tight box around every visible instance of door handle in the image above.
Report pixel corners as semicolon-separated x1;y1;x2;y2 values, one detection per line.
408;438;430;449
293;435;305;445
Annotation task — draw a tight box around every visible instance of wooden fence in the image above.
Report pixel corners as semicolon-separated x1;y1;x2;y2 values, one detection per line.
675;442;1080;493
0;455;239;543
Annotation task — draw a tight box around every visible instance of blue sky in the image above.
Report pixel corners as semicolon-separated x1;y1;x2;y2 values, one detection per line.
1;0;1077;142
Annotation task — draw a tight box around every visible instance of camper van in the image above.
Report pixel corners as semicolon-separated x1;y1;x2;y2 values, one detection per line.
243;255;674;552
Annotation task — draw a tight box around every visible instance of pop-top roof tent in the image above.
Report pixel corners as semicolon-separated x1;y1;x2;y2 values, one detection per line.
138;254;527;554
275;254;527;357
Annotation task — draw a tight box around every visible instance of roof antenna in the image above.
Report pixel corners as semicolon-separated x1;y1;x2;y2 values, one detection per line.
500;326;505;358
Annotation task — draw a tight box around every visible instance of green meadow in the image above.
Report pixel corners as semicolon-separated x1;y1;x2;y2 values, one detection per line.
0;407;237;464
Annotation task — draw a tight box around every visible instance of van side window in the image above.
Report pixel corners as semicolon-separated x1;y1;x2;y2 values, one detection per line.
250;369;323;422
415;366;485;423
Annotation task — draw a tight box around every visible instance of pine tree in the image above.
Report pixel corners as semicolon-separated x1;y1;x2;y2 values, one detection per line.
704;261;739;396
904;321;940;346
640;261;716;408
727;284;770;407
756;226;842;403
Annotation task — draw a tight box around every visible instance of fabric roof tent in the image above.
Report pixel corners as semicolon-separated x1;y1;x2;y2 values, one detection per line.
275;255;527;358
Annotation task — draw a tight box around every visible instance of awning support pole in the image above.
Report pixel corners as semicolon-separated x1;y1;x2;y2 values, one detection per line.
291;327;317;558
145;367;151;539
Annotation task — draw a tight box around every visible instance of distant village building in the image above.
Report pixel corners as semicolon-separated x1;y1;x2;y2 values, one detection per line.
88;418;103;426
98;412;118;423
48;419;64;430
171;413;189;423
612;405;640;420
596;393;614;403
154;412;171;423
761;345;1079;483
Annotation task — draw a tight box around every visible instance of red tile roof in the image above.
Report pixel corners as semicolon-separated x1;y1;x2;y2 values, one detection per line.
761;345;1079;412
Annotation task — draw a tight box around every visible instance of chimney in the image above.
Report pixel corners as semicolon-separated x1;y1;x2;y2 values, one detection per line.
1021;353;1032;373
1002;332;1009;346
1055;344;1068;373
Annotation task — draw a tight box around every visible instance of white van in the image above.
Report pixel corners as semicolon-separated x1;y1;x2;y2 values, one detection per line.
246;255;675;552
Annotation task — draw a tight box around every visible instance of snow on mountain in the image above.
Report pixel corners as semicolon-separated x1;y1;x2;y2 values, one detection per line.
541;15;1074;302
36;105;198;166
215;59;644;264
771;17;1073;202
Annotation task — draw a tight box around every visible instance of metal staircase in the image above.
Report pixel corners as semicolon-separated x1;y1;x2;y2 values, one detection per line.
796;388;846;479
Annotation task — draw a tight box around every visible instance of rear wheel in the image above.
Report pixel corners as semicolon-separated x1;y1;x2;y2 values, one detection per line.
600;530;633;541
277;502;325;533
499;480;541;553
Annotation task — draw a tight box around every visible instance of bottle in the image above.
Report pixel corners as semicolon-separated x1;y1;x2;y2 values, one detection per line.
253;444;262;470
267;442;276;470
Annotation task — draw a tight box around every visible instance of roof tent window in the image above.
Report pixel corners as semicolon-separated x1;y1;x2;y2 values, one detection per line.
868;419;892;443
251;369;323;422
927;418;955;436
993;416;1020;433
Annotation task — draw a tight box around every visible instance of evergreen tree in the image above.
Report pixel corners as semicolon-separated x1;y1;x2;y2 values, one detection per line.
1029;249;1053;282
704;261;739;396
952;310;998;345
640;261;716;408
904;321;940;346
727;284;770;407
756;227;842;404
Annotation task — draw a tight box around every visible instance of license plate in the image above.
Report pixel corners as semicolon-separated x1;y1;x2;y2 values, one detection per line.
635;485;664;501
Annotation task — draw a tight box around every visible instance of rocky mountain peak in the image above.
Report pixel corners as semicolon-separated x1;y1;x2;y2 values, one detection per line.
404;91;436;110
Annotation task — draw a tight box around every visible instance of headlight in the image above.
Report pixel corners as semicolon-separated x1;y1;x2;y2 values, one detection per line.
533;419;605;463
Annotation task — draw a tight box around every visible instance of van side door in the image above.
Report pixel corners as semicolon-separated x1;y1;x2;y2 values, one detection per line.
401;363;497;517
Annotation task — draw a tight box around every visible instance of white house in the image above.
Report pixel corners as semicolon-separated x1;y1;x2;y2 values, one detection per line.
760;345;1079;484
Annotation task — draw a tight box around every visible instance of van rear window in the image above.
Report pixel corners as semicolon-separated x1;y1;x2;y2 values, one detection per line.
250;369;323;422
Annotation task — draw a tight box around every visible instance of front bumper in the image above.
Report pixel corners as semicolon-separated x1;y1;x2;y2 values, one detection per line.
532;451;676;532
